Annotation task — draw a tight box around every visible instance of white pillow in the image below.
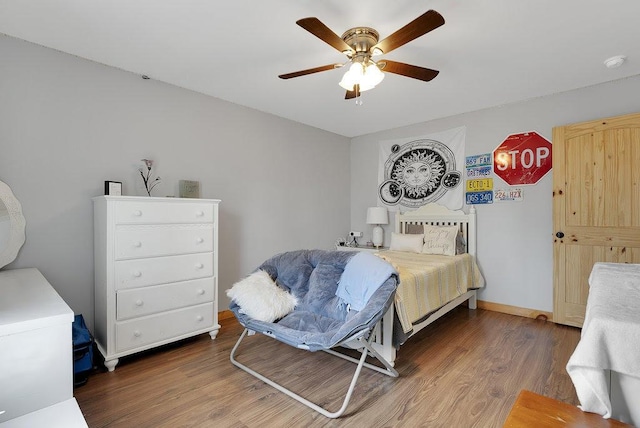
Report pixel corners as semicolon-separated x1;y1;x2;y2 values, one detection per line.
389;232;424;253
226;270;297;322
422;225;458;256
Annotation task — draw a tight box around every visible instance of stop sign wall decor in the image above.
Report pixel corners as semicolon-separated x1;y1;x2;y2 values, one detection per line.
493;131;552;185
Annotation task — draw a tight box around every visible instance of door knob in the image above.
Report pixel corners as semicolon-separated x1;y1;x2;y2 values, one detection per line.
556;232;565;238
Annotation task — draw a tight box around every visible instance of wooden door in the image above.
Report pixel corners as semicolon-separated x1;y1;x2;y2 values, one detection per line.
553;112;640;327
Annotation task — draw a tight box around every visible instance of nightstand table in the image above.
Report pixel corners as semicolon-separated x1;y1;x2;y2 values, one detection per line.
335;245;388;253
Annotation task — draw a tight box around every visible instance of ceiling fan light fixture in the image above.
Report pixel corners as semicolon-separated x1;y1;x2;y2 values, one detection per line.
348;62;364;78
338;62;364;90
364;62;384;87
339;61;384;92
371;47;383;56
338;76;355;91
359;81;375;92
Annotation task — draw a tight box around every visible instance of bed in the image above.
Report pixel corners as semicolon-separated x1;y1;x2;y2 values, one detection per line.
566;262;640;426
368;203;485;366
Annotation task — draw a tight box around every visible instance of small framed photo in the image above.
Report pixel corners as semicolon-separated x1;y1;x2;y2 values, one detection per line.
179;180;200;198
105;181;122;196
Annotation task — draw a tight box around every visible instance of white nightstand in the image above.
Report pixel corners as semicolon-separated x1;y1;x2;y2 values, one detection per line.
335;245;388;253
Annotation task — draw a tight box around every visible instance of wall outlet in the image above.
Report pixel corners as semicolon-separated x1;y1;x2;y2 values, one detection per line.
349;231;363;238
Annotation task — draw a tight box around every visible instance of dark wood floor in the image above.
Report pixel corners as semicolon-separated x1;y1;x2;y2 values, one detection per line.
74;308;581;427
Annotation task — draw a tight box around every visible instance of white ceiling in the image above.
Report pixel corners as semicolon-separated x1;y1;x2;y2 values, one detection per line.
1;0;639;137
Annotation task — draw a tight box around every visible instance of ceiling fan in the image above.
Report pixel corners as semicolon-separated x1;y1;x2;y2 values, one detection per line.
278;10;445;100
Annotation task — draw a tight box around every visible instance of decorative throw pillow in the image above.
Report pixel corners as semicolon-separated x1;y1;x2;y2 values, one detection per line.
226;270;297;322
408;223;466;253
422;225;458;256
389;232;424;253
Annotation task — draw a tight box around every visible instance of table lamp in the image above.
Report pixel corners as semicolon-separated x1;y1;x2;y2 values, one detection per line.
366;207;389;248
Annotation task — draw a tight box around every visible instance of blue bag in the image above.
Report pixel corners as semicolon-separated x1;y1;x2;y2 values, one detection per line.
72;314;94;386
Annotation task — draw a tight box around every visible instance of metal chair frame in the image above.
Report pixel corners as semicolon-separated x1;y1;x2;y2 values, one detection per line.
230;325;399;419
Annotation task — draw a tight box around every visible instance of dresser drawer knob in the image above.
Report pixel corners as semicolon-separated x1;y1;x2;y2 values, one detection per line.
196;315;204;322
134;330;141;337
133;210;143;217
135;299;144;306
195;210;204;217
197;289;205;295
133;271;142;278
195;263;204;269
196;237;204;244
134;241;142;248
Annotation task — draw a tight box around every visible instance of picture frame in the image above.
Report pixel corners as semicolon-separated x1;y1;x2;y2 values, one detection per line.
179;180;200;198
104;181;122;196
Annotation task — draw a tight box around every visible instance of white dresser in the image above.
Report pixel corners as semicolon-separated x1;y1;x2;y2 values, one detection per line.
93;196;220;371
0;268;87;427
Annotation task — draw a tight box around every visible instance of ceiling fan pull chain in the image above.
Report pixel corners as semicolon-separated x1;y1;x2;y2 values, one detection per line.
357;85;364;105
354;84;363;105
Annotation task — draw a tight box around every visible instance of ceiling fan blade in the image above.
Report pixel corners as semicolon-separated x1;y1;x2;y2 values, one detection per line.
372;10;445;55
345;84;361;100
379;60;439;82
279;64;342;79
297;17;354;54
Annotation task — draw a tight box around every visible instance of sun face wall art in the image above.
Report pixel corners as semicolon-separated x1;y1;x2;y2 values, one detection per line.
378;127;465;211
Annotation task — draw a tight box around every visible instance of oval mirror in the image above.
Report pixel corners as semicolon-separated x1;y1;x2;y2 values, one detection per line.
0;180;26;269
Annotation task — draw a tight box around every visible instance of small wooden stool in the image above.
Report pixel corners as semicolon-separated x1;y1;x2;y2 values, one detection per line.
504;390;633;427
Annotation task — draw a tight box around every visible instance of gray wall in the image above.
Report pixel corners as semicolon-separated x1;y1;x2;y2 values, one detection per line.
4;31;640;326
0;35;351;330
351;75;640;313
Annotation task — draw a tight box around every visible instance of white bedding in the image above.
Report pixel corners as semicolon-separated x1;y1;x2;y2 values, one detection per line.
566;262;640;418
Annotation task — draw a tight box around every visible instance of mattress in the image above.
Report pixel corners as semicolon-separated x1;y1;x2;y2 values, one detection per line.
377;251;485;333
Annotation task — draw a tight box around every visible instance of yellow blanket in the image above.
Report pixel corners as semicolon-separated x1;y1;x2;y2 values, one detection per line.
376;251;485;333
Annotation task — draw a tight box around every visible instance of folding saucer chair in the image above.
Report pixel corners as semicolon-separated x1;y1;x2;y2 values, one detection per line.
228;249;399;418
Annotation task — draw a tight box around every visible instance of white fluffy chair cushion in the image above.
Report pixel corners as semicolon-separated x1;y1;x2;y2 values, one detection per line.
422;225;459;256
389;232;424;253
226;270;297;322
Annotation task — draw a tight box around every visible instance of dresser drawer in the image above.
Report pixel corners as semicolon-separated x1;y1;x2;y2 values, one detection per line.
115;253;213;290
115;224;214;260
116;277;214;320
115;200;213;224
115;303;214;352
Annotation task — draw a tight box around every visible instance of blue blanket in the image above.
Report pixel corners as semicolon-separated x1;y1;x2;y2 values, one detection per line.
336;252;398;311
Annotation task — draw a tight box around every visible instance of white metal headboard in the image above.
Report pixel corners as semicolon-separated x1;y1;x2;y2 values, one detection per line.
395;204;477;257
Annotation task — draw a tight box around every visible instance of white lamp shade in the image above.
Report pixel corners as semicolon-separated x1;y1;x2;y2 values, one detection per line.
366;207;388;225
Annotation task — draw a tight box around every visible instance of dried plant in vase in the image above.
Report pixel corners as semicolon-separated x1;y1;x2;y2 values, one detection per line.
139;159;161;196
